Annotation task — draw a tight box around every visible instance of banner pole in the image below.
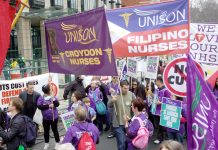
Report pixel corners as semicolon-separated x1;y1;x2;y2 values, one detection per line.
48;73;55;122
11;0;29;29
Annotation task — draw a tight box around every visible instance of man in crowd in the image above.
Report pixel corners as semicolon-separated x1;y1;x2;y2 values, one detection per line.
19;81;40;120
153;76;171;144
108;80;135;150
0;97;27;150
63;75;86;105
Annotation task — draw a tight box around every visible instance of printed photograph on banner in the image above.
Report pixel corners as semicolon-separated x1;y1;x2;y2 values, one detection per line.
160;97;182;131
60;111;75;131
187;55;218;149
163;57;204;97
127;58;137;77
145;56;159;80
106;0;189;57
45;7;117;76
190;23;218;65
0;73;59;110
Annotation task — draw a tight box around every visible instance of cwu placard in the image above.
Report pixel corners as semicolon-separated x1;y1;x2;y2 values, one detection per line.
106;0;189;57
45;7;117;76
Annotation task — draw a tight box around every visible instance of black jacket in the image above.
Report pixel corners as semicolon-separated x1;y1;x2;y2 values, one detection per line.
0;113;26;150
19;91;41;119
63;77;86;100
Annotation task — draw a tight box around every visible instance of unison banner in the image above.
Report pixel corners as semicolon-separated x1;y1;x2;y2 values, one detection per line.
190;23;218;65
187;55;218;150
106;0;189;57
45;7;117;76
0;73;59;110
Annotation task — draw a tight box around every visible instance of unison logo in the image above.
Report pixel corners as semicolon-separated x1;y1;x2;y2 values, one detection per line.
134;9;187;28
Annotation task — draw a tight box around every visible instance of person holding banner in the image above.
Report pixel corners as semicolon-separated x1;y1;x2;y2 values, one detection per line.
108;80;135;150
166;96;187;144
107;76;119;139
154;77;171;144
37;84;60;150
19;81;41;120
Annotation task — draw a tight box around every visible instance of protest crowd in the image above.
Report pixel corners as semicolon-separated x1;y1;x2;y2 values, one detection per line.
0;0;218;150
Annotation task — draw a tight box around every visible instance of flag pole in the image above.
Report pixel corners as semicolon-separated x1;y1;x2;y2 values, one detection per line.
48;74;55;122
11;0;29;29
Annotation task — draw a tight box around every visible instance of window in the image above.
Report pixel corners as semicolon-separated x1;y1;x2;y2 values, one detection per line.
68;0;77;9
32;27;42;59
7;30;18;59
50;0;63;7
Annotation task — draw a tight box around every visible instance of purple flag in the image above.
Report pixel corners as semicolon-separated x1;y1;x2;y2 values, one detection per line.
187;55;218;150
45;7;117;76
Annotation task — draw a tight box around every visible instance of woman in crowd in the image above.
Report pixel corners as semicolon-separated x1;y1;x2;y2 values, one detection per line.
131;78;139;96
37;84;60;150
124;98;150;150
87;80;106;134
213;77;218;100
159;140;184;150
68;91;84;112
62;106;100;149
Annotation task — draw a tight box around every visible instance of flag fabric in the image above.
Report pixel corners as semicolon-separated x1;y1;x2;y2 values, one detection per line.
45;7;117;76
0;1;18;73
187;55;218;150
106;0;189;57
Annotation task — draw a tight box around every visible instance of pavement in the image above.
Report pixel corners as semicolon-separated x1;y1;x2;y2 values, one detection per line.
32;120;173;150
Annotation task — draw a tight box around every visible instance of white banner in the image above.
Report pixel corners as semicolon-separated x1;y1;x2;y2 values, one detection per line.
145;56;159;80
190;23;218;65
0;73;59;110
127;58;137;78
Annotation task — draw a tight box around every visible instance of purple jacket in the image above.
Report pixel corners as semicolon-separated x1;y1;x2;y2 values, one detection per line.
62;122;99;148
126;113;148;150
167;103;187;134
88;87;103;110
67;101;83;112
37;96;59;120
155;86;171;116
107;82;120;95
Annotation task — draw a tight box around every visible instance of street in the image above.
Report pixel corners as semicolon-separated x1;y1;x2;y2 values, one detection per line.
32;121;181;150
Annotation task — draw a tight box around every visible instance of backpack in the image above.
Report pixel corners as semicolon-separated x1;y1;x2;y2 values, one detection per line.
91;88;106;115
22;116;37;146
77;124;96;150
132;117;149;149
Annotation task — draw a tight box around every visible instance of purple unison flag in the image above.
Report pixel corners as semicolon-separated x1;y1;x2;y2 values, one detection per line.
187;55;218;150
45;7;117;76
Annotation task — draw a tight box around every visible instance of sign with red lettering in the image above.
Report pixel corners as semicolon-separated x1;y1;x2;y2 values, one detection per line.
190;23;218;65
106;0;189;57
163;57;204;97
0;73;59;110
